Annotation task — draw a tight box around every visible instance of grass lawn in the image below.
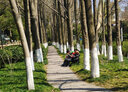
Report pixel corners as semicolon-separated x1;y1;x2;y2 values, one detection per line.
58;49;128;92
0;61;60;92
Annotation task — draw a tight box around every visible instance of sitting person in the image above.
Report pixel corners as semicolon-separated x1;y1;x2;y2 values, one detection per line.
61;50;73;67
69;49;80;66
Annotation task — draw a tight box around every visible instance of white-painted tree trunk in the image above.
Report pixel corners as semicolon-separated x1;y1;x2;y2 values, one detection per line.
30;51;35;71
35;48;43;62
60;44;63;53
101;45;107;57
67;42;69;49
64;45;67;54
52;42;55;46
96;43;100;55
77;43;81;51
117;45;123;62
71;46;74;51
108;46;113;60
84;48;90;70
57;42;59;48
43;42;48;48
91;47;100;78
127;54;128;59
26;57;35;90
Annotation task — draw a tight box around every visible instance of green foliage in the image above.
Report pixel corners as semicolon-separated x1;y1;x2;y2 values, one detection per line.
0;61;60;92
42;45;48;65
11;30;19;40
0;45;23;68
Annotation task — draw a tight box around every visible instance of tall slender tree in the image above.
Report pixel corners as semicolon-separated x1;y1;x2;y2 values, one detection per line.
74;0;80;51
67;0;74;51
29;0;43;62
101;0;107;57
96;0;102;55
115;0;123;62
80;0;90;70
9;0;35;89
58;1;63;53
107;0;113;60
23;0;35;70
85;0;100;78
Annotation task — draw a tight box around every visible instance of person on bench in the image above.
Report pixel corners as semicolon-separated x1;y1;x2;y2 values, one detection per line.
69;49;80;66
61;50;73;67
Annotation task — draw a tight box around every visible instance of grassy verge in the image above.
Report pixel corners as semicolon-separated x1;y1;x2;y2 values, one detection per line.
57;48;128;92
0;61;60;92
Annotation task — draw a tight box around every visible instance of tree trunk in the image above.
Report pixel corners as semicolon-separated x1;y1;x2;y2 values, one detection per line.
80;0;90;70
23;0;35;71
96;0;102;55
85;0;100;78
101;0;107;57
42;1;48;48
107;0;113;60
67;0;74;51
58;1;63;53
93;0;97;34
29;0;43;62
115;0;123;62
9;0;35;90
74;0;80;51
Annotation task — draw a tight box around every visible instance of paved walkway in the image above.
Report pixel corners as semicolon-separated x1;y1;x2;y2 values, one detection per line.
47;46;111;92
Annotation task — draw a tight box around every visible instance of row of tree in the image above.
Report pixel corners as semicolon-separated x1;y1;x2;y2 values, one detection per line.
8;0;125;90
51;0;123;78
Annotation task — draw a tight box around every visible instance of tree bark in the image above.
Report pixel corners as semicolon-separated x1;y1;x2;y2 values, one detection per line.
23;0;35;71
107;0;113;60
74;0;80;51
80;0;90;70
96;0;102;55
9;0;35;90
29;0;43;62
101;0;107;57
115;0;123;62
85;0;100;78
58;1;63;53
67;0;74;51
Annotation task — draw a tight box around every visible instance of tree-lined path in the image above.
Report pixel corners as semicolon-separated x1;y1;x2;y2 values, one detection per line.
47;46;110;92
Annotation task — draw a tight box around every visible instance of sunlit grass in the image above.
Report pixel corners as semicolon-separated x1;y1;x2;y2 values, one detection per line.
57;48;128;92
0;61;60;92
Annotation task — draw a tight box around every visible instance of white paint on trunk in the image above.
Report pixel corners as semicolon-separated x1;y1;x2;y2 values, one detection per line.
83;48;90;70
91;47;100;78
57;42;59;48
127;54;128;59
43;43;48;48
108;46;113;60
35;48;43;62
30;51;35;71
26;57;35;90
77;43;81;51
64;45;67;54
67;42;69;48
117;45;123;62
60;44;63;53
68;45;70;50
71;46;74;51
101;45;107;57
52;42;55;45
96;43;100;55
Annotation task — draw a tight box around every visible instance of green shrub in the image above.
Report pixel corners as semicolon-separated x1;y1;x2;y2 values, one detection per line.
42;45;48;65
0;45;23;68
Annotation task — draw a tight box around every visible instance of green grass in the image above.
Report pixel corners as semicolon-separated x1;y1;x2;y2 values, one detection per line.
57;48;128;92
0;61;60;92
